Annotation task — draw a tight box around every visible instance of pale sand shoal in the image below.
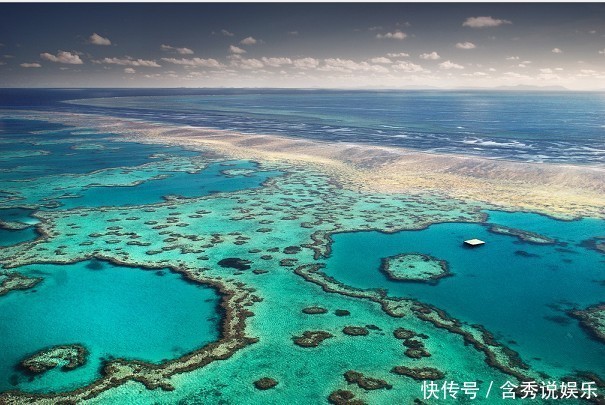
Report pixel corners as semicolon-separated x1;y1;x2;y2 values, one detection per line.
11;111;605;219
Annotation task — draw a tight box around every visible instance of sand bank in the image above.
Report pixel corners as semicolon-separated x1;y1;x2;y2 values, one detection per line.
8;111;605;218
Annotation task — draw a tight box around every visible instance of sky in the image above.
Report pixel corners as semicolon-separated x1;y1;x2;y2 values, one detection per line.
0;3;604;89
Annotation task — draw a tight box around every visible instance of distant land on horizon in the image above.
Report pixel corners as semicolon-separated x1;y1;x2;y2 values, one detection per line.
2;85;598;92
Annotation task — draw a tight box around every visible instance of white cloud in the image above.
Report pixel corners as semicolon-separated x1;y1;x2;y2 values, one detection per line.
161;44;194;55
439;60;464;70
551;48;562;54
40;51;83;64
89;33;111;46
504;72;528;78
387;52;409;58
539;68;553;74
463;16;512;28
462;71;488;77
95;57;160;67
229;45;246;54
240;36;257;45
376;30;407;40
221;29;234;37
392;61;425;73
124;67;136;74
293;57;319;69
235;58;264;70
369;57;392;64
488;68;497;72
537;72;561;81
320;58;389;73
599;49;605;55
287;31;299;36
456;42;476;50
420;52;440;60
20;62;41;68
161;57;222;68
261;57;292;67
506;56;519;60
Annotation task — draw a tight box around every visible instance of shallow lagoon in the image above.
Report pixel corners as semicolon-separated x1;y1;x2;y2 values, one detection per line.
1;112;604;402
55;161;282;210
323;211;605;379
0;260;220;393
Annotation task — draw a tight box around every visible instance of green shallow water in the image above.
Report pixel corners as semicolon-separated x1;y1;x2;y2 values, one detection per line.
0;260;220;393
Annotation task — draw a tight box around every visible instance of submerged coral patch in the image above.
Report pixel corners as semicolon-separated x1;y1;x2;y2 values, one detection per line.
568;303;605;344
218;258;252;270
343;370;392;391
302;306;328;315
379;253;449;283
253;377;278;390
342;326;369;336
0;272;41;296
20;344;88;374
292;331;334;348
390;366;445;380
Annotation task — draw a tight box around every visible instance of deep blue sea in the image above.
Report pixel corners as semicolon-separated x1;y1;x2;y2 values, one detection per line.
1;88;604;165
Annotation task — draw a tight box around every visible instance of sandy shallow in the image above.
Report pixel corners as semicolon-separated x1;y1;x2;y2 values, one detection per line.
8;111;605;219
121;121;605;220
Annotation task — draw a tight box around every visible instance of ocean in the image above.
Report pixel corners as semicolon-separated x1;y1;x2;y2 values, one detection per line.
1;88;604;165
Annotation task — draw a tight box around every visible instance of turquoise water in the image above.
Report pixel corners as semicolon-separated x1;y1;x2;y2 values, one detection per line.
0;119;201;180
323;211;605;379
0;226;38;247
0;260;220;393
1;103;604;402
0;208;39;247
55;161;281;210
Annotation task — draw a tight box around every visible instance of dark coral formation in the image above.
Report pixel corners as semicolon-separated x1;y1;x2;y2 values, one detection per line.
342;326;369;336
403;338;431;359
253;377;278;390
379;253;450;284
217;257;252;270
393;328;416;340
20;344;88;374
283;246;302;254
568;303;605;344
343;370;392;391
334;309;350;317
302;306;328;315
292;331;334;348
580;237;605;255
488;225;556;245
391;366;445;380
328;389;366;405
0;272;42;296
